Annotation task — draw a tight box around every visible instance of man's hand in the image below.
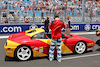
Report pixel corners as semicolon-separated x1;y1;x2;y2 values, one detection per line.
96;29;100;36
48;26;50;29
96;29;100;32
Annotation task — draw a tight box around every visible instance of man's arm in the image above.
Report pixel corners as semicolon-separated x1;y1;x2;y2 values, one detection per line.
63;22;65;29
8;20;10;24
29;20;30;23
96;29;100;36
4;21;5;24
48;22;52;29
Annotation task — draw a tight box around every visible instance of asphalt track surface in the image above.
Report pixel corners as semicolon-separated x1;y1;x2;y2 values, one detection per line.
0;33;100;67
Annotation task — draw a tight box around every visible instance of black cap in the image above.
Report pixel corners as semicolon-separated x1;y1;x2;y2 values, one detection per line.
54;14;59;18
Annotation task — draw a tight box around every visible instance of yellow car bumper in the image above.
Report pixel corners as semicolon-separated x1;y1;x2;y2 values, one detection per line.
4;46;17;57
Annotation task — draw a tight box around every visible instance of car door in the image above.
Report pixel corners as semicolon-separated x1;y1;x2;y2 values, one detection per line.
30;32;51;57
61;33;73;54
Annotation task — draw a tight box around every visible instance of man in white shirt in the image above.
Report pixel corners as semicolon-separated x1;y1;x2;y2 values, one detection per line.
21;5;24;14
65;16;71;34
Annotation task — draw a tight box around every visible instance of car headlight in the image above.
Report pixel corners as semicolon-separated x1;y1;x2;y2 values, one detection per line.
5;42;7;46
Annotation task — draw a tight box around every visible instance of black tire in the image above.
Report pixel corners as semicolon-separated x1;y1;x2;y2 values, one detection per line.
96;39;100;46
15;45;33;61
74;42;87;54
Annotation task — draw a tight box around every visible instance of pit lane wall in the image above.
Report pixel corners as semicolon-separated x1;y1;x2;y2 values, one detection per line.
0;23;99;34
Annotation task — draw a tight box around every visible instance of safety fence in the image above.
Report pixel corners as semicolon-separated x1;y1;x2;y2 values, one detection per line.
0;16;100;24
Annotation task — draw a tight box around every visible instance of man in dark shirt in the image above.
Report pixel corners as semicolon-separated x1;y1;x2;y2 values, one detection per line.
41;10;44;19
49;14;65;62
43;16;49;33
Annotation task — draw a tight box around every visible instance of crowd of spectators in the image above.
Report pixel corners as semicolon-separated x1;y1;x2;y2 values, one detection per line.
0;0;100;23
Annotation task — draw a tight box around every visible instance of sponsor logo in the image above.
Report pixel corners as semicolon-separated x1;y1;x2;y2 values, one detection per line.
39;47;43;53
40;26;44;29
29;24;38;29
7;51;12;53
87;43;94;46
1;26;22;33
84;24;91;31
87;47;93;51
34;47;39;50
92;25;100;30
71;25;79;30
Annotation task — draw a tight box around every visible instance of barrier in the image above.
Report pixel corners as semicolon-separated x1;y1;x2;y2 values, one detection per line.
0;23;100;34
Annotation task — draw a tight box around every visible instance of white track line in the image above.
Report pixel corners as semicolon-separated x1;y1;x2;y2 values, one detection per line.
62;53;100;60
0;36;9;39
89;32;95;34
71;32;95;35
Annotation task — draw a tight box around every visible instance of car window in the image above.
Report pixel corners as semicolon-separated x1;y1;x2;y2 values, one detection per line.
31;32;45;39
62;33;73;38
66;34;73;37
62;34;66;38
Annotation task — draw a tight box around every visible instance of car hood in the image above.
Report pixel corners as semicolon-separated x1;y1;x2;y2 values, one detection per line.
8;32;31;41
72;34;88;39
10;32;25;39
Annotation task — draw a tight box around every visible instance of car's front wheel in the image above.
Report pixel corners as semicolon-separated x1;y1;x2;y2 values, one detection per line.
74;42;86;54
15;46;32;61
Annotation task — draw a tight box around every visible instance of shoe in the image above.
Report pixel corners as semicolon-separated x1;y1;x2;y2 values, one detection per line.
57;60;61;62
49;59;53;61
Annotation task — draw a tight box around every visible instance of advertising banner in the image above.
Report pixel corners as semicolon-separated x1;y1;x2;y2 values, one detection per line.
0;23;99;34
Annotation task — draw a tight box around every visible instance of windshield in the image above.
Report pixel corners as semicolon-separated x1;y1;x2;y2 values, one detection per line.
66;34;73;37
27;30;36;33
31;32;45;39
62;33;73;38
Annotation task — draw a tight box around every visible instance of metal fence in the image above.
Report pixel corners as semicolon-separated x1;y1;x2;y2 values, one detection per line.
1;16;100;24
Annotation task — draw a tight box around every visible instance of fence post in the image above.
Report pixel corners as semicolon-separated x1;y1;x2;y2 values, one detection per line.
82;0;85;23
64;1;67;22
33;2;34;24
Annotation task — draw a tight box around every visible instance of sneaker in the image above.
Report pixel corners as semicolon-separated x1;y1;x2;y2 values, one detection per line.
49;59;53;61
57;60;61;62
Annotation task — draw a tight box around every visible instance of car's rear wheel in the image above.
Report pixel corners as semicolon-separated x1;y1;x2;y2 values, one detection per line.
74;42;86;54
15;46;32;61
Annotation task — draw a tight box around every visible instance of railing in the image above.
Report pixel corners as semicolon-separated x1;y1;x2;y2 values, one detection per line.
0;16;100;24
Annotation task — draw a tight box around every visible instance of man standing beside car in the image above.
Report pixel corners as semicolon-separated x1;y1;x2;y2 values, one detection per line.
48;14;65;62
43;16;49;34
65;16;71;34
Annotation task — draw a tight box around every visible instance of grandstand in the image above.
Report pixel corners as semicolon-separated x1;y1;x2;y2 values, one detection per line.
0;0;100;24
